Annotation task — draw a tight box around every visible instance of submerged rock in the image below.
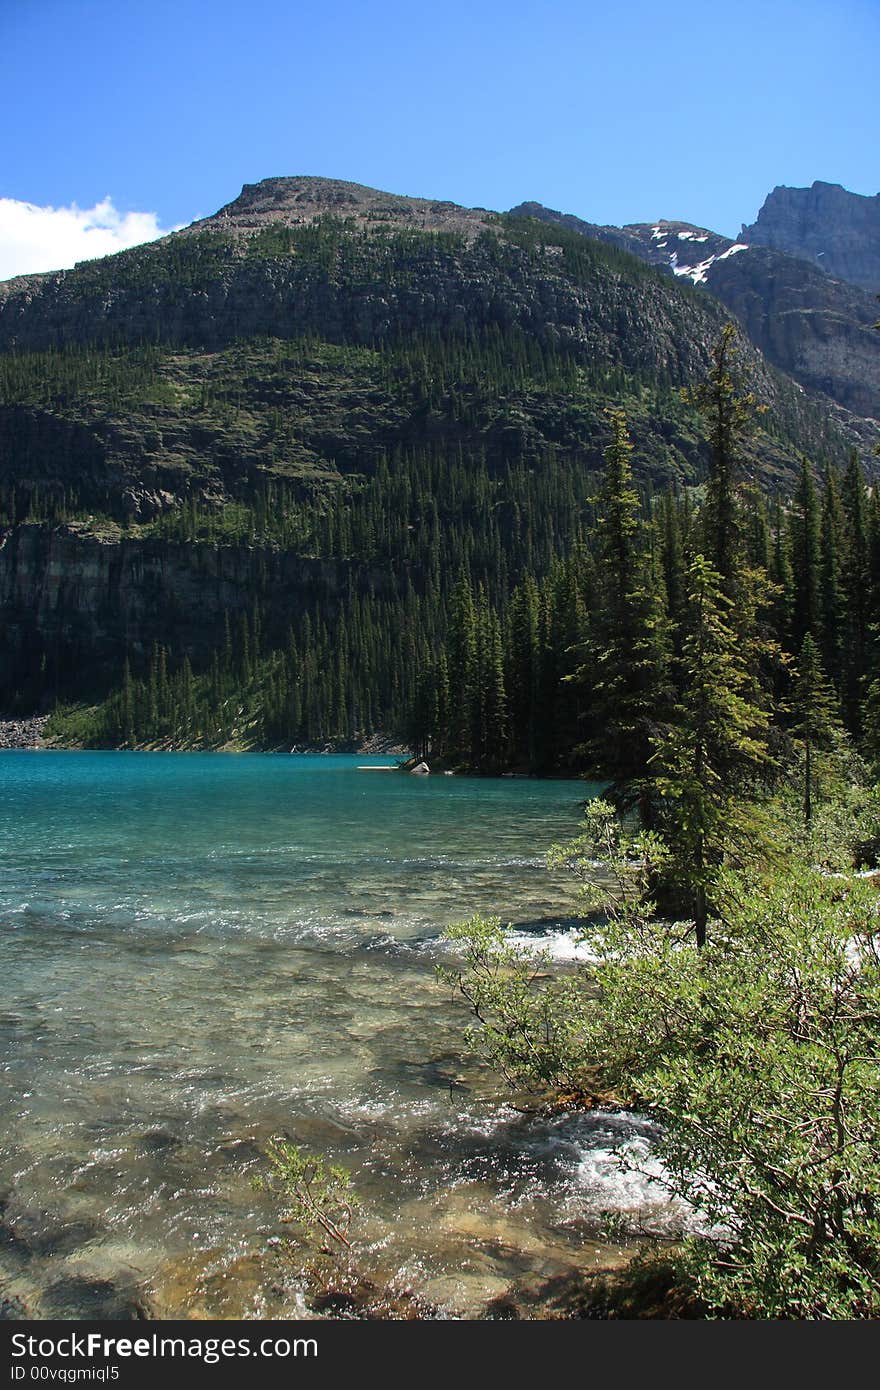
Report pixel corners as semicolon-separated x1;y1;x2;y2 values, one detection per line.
0;1204;101;1259
136;1128;181;1153
40;1274;153;1320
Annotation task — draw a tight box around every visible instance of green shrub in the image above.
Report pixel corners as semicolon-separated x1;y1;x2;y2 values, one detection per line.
444;800;880;1317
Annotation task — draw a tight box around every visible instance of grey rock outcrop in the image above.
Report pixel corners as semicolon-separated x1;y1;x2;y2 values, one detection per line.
0;715;47;747
704;245;880;418
742;182;880;294
197;174;493;241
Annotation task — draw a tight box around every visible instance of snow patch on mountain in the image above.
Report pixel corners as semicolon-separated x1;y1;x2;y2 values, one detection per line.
671;242;748;284
673;256;713;284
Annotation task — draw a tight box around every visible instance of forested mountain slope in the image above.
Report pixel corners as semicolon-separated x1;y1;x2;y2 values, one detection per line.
0;177;869;733
510;194;880;432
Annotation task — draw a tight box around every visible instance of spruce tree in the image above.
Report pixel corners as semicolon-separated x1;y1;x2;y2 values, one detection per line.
768;492;794;647
840;452;870;731
576;410;669;795
446;575;478;764
434;649;451;757
790;633;842;825
121;658;135;747
686;323;762;599
651;553;772;946
819;466;845;683
659;488;686;657
862;677;880;774
479;600;508;772
506;574;541;767
789;458;821;649
867;486;880;689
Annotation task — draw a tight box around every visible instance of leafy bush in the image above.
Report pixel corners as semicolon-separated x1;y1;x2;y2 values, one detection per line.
258;1138;357;1251
444;800;880;1317
440;915;596;1092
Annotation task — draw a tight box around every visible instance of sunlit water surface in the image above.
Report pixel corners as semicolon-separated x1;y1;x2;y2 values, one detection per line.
0;752;680;1319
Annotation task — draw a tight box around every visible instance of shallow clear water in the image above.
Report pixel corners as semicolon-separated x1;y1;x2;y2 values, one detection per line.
0;752;674;1319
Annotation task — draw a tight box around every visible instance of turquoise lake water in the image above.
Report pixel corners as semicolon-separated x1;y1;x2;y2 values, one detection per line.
0;752;673;1318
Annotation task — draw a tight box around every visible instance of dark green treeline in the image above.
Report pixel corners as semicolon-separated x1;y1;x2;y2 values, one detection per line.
410;328;880;778
50;328;880;771
65;434;880;776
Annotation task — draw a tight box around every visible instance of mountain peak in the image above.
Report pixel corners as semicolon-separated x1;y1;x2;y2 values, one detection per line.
193;175;492;241
742;182;880;292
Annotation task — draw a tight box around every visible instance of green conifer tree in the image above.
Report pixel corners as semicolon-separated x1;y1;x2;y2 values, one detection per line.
819;466;845;683
686;323;762;599
790;633;842;825
506;575;541;767
577;410;670;795
840;452;870;730
651;553;772;946
446;575;478;764
789;458;821;649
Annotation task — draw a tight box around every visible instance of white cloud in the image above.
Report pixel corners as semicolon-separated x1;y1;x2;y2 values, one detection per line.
0;196;185;281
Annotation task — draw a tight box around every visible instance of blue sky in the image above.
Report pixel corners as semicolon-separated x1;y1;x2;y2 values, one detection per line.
1;0;877;277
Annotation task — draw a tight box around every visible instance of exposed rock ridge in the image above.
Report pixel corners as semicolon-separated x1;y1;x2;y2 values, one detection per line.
742;182;880;294
190;174;493;242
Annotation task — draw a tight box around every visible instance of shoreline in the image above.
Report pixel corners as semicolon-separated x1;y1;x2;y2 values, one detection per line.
2;720;583;780
0;721;412;758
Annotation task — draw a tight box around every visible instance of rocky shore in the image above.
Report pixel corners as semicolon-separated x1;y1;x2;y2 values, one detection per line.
287;733;411;756
0;716;48;749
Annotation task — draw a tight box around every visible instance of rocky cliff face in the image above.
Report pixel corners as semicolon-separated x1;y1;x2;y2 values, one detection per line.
0;522;383;707
513;199;880;428
705;246;880;419
742;182;880;294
